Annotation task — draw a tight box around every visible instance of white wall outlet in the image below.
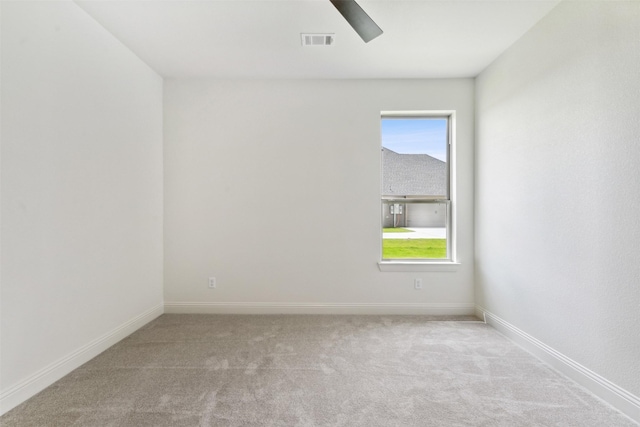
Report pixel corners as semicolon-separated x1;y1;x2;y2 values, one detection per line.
414;278;423;290
208;277;216;288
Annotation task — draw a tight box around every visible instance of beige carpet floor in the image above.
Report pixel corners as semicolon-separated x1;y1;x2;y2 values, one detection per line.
2;314;637;426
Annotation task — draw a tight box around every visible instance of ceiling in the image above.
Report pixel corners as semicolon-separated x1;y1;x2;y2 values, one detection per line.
75;0;560;79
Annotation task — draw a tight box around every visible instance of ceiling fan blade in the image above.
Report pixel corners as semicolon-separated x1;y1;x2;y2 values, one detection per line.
330;0;383;43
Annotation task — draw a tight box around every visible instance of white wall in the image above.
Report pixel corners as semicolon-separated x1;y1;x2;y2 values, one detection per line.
1;1;163;413
476;0;639;403
164;79;474;313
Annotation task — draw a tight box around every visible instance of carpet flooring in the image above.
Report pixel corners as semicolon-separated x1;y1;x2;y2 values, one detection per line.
2;314;637;426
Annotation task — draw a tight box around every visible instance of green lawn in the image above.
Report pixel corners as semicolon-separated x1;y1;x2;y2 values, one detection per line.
382;238;447;259
382;228;413;233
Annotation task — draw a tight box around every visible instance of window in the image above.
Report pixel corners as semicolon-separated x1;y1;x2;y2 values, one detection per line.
380;113;454;263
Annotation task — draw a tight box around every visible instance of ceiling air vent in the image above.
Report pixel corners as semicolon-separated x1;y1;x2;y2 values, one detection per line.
301;33;335;47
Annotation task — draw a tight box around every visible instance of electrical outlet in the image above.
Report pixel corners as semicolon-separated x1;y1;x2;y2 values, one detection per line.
208;277;216;288
414;278;423;290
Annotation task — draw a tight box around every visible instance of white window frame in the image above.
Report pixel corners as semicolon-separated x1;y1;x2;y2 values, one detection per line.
378;111;459;272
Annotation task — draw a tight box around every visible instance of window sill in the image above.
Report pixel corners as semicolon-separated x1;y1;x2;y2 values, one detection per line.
377;261;460;272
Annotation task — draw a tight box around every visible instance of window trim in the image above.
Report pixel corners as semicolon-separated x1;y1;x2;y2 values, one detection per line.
379;111;457;269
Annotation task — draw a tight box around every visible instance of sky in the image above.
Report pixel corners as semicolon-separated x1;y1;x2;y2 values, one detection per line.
381;118;448;161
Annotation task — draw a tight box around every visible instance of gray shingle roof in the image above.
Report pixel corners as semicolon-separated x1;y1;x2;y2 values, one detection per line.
382;148;446;197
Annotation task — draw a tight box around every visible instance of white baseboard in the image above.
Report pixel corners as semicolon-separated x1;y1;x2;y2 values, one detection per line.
476;306;640;424
0;303;164;416
165;301;476;316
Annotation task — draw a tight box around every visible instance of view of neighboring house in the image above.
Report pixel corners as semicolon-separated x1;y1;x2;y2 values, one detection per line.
382;147;447;228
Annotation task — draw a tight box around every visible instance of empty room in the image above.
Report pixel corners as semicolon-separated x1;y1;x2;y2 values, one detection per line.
1;0;638;425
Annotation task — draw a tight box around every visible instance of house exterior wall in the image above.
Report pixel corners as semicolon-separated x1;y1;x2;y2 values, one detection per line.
406;203;446;228
382;202;406;228
382;203;446;229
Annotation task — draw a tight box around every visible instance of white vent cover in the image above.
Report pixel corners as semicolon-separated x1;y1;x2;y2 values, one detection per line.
301;34;335;46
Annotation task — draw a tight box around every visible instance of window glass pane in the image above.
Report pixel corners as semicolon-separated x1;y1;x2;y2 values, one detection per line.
381;117;449;260
382;202;448;259
381;118;447;198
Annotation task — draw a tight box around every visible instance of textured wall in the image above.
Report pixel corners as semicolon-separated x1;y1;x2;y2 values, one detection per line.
164;79;474;309
1;0;163;403
475;1;640;395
